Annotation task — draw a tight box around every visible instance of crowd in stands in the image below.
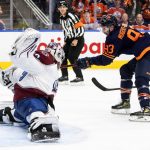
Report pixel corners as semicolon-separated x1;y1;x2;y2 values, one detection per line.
0;0;149;31
52;0;149;31
69;0;150;31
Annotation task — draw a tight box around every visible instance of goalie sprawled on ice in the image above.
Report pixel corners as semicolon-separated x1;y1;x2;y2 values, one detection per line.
0;28;65;142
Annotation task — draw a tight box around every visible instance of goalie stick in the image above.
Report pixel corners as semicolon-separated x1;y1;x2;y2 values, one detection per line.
92;77;137;91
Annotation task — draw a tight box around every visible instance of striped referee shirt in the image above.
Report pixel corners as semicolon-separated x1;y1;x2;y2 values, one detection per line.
60;12;84;41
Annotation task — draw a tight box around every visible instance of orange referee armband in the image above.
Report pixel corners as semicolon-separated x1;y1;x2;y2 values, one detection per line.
74;21;84;29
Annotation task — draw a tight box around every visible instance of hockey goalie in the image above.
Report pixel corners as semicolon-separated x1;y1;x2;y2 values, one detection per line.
0;28;65;142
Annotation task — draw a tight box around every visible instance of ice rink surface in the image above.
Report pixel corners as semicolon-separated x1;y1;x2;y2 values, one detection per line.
0;69;149;150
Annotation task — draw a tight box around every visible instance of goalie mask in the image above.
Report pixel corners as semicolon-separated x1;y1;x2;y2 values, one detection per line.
10;28;41;57
46;42;65;65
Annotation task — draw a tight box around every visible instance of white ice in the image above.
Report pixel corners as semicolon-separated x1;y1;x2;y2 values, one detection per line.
0;69;149;150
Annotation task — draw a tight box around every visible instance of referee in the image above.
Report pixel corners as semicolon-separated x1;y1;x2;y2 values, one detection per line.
57;0;85;84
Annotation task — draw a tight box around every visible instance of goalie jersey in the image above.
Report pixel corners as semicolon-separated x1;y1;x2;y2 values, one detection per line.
89;25;150;66
10;50;59;102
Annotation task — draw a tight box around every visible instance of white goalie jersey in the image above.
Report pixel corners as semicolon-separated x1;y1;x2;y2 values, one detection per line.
10;50;59;101
3;28;65;102
13;64;58;95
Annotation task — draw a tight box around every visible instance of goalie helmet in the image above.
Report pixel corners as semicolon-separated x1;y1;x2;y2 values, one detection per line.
11;28;41;57
100;15;118;27
46;42;65;64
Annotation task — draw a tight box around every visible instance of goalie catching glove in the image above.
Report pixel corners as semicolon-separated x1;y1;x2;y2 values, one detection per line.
76;57;91;69
10;28;41;57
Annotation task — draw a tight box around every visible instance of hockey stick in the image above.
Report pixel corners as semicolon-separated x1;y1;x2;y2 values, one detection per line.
60;64;76;68
92;77;137;91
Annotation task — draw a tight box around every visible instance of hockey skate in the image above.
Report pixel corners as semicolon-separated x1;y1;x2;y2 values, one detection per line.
58;76;69;85
29;120;60;142
27;112;60;142
111;99;130;114
70;77;84;86
129;107;150;122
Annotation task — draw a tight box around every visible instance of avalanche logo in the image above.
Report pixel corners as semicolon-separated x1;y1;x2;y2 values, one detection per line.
19;71;28;81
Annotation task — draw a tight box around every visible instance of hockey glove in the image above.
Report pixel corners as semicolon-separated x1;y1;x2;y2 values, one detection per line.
76;57;91;69
0;68;14;90
10;28;41;57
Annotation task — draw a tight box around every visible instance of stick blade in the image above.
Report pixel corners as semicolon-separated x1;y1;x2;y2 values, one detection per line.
92;77;108;91
92;77;121;91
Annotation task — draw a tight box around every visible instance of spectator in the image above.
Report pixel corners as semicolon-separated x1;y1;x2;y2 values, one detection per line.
90;0;108;23
121;13;130;26
107;0;126;24
123;0;134;18
72;0;90;17
106;0;115;8
132;13;149;31
80;9;98;30
141;0;150;25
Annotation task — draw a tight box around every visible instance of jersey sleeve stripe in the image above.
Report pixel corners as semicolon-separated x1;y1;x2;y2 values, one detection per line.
103;52;115;58
103;53;115;59
136;46;150;60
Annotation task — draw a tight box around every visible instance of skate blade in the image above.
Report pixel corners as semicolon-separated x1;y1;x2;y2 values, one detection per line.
28;132;60;143
33;137;60;143
129;116;150;122
111;108;130;115
70;81;85;86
